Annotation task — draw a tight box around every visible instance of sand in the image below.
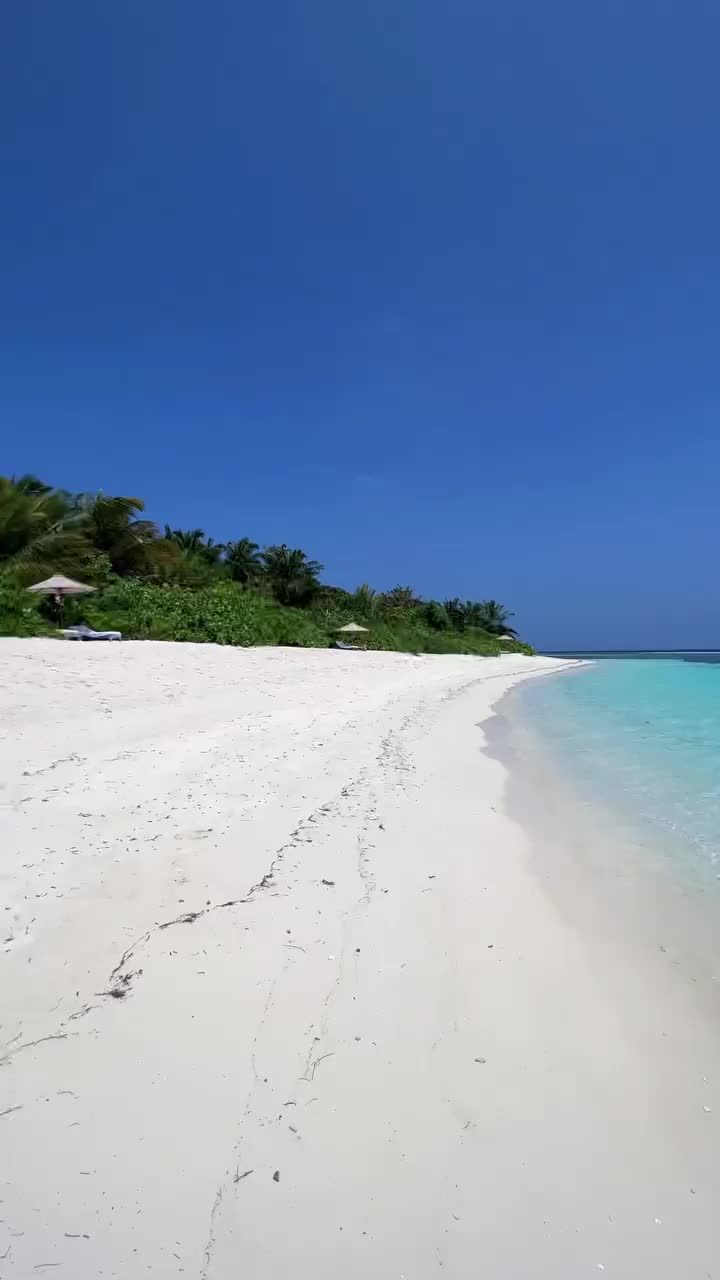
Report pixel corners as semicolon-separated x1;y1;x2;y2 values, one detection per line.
1;639;719;1278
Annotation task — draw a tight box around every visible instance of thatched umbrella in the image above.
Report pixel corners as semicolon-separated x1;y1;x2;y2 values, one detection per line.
336;622;369;635
334;621;370;649
27;574;96;622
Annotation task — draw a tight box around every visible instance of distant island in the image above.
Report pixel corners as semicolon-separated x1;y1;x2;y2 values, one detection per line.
0;474;529;654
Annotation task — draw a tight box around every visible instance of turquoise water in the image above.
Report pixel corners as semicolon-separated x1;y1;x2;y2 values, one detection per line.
519;657;720;883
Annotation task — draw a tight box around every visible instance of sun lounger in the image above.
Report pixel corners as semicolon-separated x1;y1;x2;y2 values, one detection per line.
61;624;122;641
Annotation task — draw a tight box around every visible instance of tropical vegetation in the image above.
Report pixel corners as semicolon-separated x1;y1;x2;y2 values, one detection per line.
0;474;529;653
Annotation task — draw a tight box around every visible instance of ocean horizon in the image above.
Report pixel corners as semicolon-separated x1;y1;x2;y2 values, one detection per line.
544;648;720;661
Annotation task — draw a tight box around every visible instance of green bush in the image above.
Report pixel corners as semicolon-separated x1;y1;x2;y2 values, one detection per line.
0;580;55;636
496;639;534;656
420;600;450;631
82;580;328;647
366;619;502;656
0;576;532;655
85;581;506;654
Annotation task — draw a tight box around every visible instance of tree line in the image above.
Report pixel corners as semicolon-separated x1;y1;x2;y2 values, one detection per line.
0;474;519;643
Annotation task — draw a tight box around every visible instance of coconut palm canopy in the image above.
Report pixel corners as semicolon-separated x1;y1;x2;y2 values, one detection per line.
336;622;369;633
27;575;96;595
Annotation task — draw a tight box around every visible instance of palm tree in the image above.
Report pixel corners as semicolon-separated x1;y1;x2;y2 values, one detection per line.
443;598;466;631
224;538;262;585
164;526;225;569
352;583;380;617
421;600;450;630
260;544;323;606
0;476;87;580
164;526;207;553
476;600;517;636
382;585;421;611
78;493;160;577
462;600;485;628
201;537;225;566
10;474;54;497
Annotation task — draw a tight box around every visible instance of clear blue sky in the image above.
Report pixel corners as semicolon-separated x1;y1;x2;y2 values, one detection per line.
2;1;719;649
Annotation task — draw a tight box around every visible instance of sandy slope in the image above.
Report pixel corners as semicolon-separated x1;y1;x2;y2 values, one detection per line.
1;640;718;1278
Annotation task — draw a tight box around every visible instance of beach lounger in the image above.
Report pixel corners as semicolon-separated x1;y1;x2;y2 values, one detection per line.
61;624;122;641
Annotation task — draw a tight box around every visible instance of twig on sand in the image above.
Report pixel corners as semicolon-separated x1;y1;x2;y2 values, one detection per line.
96;970;141;1001
301;1051;334;1082
0;1032;70;1066
67;1003;96;1021
159;911;202;929
108;932;152;983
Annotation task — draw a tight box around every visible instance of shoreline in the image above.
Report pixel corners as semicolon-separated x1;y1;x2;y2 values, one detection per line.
489;676;720;1001
2;640;719;1276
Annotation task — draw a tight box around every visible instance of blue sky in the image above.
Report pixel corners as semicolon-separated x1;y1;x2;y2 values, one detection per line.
2;1;719;649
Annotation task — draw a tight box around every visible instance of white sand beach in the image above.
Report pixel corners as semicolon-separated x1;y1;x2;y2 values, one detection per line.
1;640;719;1278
